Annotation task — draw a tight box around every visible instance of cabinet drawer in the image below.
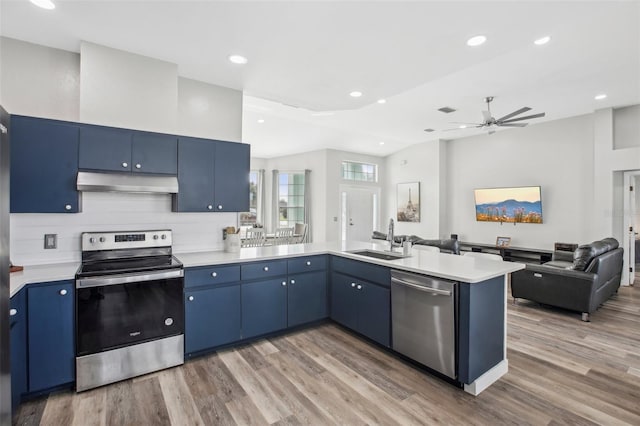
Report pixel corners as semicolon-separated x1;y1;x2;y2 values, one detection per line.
241;260;287;281
185;265;240;288
331;256;391;287
287;255;327;274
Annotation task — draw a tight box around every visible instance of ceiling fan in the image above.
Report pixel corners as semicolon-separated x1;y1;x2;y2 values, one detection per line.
444;96;546;134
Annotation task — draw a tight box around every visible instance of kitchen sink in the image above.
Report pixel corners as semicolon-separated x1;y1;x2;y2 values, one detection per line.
348;249;409;261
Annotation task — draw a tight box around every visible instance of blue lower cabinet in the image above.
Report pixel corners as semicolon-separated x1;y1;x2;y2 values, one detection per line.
330;272;359;331
10;289;27;411
288;271;327;327
27;281;75;392
185;285;241;354
241;278;287;339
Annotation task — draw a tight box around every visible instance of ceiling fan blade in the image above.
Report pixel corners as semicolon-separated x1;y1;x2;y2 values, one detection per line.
500;112;546;124
499;122;528;127
482;110;492;122
496;107;531;122
449;121;485;125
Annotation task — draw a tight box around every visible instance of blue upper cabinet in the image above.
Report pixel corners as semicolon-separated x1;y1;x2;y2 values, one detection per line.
10;115;80;213
214;141;250;212
131;131;177;175
79;125;132;172
175;137;215;212
175;137;250;213
27;281;75;392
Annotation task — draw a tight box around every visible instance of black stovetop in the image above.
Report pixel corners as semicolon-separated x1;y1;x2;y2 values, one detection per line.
76;255;183;278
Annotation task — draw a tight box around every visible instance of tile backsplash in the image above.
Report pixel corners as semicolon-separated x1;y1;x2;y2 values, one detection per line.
10;191;237;265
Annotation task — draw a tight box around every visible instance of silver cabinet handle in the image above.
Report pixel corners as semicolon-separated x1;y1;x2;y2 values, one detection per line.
59;289;68;296
357;285;362;290
263;266;269;271
351;282;356;288
9;309;17;317
281;281;287;286
211;272;217;277
64;204;72;211
217;205;223;210
306;261;311;266
207;205;213;210
122;162;128;168
135;163;141;169
290;279;296;284
188;296;194;301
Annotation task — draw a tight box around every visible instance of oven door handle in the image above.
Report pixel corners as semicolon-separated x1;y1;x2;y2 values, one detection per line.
76;269;184;289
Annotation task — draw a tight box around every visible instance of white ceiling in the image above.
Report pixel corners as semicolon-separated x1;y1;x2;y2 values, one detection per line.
1;0;639;158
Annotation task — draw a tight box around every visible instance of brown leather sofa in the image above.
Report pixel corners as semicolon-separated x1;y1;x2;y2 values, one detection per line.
510;238;623;321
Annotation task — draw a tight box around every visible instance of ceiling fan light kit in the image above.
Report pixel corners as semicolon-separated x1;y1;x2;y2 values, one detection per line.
442;96;546;134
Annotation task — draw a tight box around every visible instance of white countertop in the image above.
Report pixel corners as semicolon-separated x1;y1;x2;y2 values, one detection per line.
10;241;524;297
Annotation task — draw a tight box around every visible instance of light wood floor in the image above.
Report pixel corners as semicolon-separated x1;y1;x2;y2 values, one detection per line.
14;284;640;426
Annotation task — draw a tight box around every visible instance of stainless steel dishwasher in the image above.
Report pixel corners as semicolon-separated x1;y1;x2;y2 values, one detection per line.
391;269;457;379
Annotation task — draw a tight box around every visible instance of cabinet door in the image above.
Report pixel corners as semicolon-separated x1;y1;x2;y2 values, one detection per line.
242;278;287;339
10;289;27;411
358;281;390;347
288;271;327;327
185;285;241;354
10;116;80;213
79;125;132;172
131;132;178;175
175;137;215;212
28;281;75;392
330;272;359;331
213;141;250;212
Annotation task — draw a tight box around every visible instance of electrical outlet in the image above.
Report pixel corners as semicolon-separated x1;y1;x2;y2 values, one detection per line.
44;234;57;249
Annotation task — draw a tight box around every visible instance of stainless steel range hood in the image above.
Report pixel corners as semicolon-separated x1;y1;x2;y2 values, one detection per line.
77;171;179;194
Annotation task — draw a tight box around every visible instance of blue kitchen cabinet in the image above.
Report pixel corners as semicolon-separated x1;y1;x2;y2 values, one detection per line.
175;137;215;212
9;289;27;411
79;125;132;172
330;270;390;347
10;115;80;213
27;281;75;392
175;137;250;213
213;141;250;212
288;270;327;327
241;278;287;339
185;284;241;355
131;131;177;175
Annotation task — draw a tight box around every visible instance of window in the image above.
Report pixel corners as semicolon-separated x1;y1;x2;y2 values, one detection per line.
342;161;378;182
278;172;305;228
239;171;258;227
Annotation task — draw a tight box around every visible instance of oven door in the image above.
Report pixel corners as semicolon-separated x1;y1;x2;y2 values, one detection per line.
76;269;184;356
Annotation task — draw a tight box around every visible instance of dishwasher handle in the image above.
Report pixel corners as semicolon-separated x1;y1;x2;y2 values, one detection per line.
391;277;452;296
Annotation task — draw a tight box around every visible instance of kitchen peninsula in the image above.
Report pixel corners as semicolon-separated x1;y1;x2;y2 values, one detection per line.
10;240;523;404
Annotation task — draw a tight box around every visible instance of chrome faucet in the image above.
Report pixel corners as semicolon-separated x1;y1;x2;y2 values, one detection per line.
387;218;400;251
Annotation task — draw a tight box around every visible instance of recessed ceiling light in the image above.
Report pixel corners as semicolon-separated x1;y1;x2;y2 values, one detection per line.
228;55;248;65
377;99;386;104
349;91;363;98
534;36;551;45
257;119;265;123
29;0;55;9
379;142;385;145
466;35;486;47
594;93;607;100
459;125;467;129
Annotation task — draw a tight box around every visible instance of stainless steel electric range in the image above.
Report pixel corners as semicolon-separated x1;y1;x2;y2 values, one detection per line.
75;230;184;392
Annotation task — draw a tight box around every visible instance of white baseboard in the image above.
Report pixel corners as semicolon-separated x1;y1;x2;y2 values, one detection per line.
463;359;508;396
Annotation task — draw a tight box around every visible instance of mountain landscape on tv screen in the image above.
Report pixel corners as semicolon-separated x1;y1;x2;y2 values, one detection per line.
475;199;543;223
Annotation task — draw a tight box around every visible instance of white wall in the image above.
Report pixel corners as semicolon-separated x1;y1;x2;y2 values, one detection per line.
383;140;442;239
613;104;640;149
0;37;79;121
2;39;244;265
444;114;596;250
80;42;178;134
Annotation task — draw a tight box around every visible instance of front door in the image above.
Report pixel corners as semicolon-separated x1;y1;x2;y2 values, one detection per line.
340;186;380;242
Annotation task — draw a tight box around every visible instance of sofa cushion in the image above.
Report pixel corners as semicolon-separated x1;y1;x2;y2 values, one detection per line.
544;260;574;269
571;239;615;271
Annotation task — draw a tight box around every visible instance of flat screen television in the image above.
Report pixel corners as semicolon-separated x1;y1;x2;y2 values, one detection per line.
474;186;543;224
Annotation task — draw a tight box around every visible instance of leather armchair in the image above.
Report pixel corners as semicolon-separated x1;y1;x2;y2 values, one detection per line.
511;238;624;321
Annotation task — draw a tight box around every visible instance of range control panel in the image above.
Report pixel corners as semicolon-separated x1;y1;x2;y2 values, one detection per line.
81;230;172;251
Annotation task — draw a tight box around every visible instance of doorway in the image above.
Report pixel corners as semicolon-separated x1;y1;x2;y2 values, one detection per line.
623;171;640;286
339;186;380;242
